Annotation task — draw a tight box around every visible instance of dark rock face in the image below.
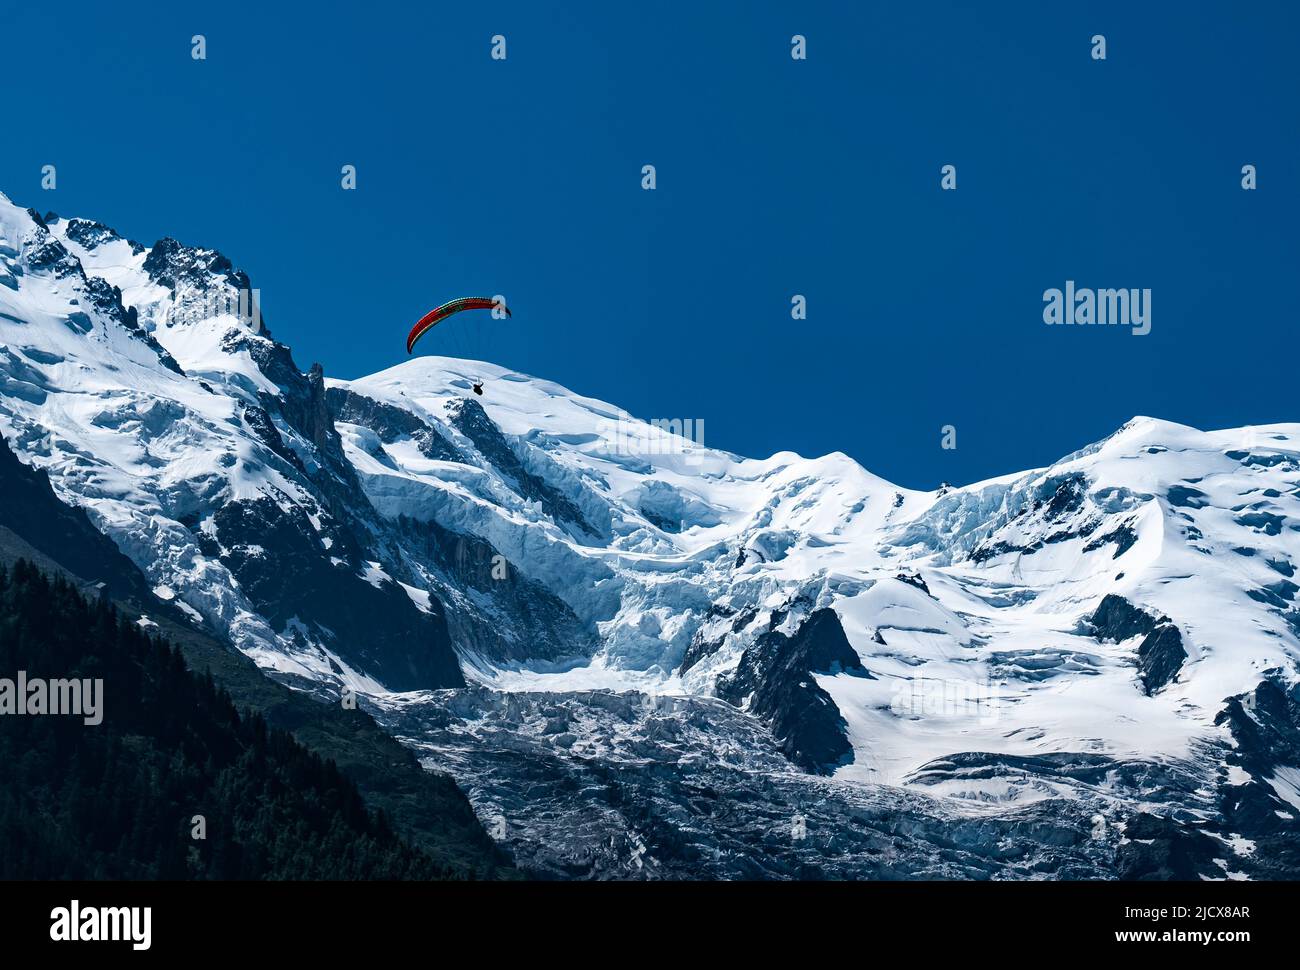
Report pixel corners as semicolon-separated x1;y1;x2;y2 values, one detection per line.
1045;474;1087;517
143;236;246;296
1090;594;1187;694
326;386;460;461
968;473;1144;564
1136;626;1187;695
717;609;868;774
970;475;1089;563
1236;510;1285;535
240;401;305;473
243;358;392;574
210;496;464;691
1114;812;1223;880
231;335;355;488
446;397;595;538
62;217;145;255
1082;522;1138;557
398;516;597;664
22;236;78;277
1216;678;1300;777
1248;581;1299;610
896;572;931;595
1212;679;1300;878
1091;594;1154;642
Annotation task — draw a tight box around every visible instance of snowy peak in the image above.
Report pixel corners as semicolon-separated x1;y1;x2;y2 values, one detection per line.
1;192;465;693
45;214;276;392
49;214;146;255
0;197;179;376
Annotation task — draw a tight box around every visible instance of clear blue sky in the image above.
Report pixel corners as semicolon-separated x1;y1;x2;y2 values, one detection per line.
5;1;1296;488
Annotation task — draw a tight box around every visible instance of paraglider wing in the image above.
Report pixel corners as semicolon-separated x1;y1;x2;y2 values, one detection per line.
406;297;511;354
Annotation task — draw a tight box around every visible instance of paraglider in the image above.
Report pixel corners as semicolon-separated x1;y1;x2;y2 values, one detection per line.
405;297;509;354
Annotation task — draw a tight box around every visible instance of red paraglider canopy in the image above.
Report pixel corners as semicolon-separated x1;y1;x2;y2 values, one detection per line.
406;297;510;354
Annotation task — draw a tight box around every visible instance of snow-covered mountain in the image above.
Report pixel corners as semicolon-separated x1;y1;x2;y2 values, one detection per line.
3;188;1298;878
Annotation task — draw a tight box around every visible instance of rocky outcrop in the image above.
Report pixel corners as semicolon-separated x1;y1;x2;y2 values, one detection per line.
1212;679;1300;878
717;609;869;773
1090;594;1187;694
326;385;460;461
